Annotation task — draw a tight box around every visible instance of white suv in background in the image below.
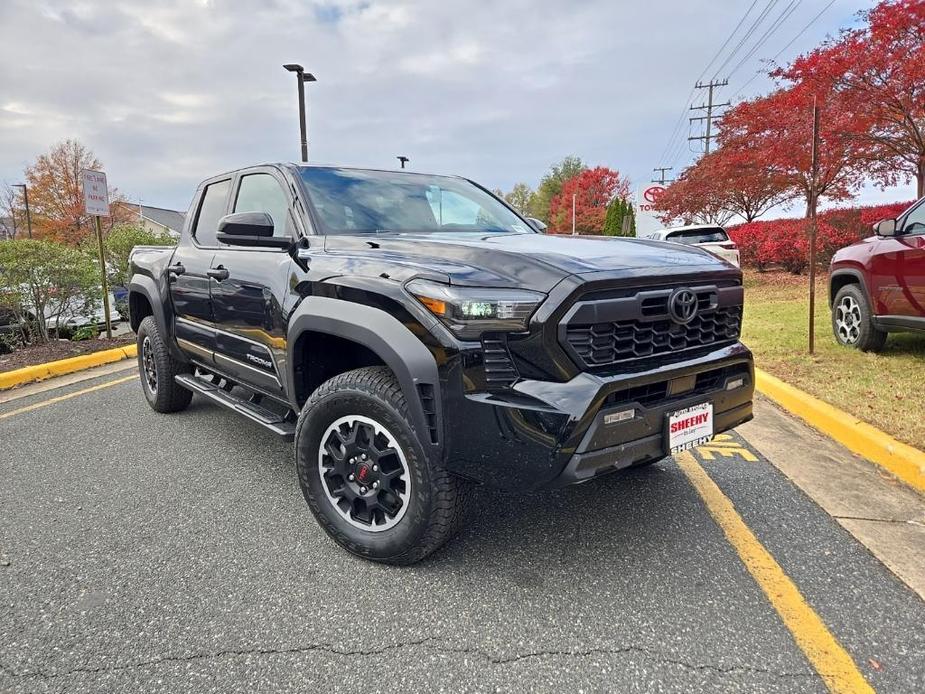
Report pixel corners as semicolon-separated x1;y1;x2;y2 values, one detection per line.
640;225;740;267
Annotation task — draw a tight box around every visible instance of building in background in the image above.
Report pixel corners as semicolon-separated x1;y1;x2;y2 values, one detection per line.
115;202;186;239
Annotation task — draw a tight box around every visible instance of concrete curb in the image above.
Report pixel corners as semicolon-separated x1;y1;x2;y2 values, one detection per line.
755;367;925;494
0;344;137;391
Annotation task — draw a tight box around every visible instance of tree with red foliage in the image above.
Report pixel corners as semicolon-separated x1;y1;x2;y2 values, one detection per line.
548;167;630;234
23;140;131;245
652;166;734;227
654;147;795;226
780;0;925;197
719;81;866;218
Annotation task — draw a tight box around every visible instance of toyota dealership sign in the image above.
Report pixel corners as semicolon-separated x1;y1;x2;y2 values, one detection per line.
634;184;666;236
638;185;666;213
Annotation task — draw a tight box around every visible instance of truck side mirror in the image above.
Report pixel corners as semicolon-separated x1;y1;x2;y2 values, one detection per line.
874;218;897;237
527;217;548;234
216;212;290;248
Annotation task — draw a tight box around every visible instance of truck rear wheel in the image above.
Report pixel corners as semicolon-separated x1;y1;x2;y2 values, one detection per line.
295;366;468;565
136;316;192;413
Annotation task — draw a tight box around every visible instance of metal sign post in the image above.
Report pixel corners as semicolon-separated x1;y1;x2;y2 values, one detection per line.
808;99;820;355
81;169;113;339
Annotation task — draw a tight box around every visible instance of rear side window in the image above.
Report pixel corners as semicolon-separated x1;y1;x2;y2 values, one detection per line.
666;229;728;244
192;180;231;246
233;174;291;238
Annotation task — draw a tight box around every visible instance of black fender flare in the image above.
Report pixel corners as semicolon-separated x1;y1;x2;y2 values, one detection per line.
829;268;868;307
128;276;187;362
286;296;442;455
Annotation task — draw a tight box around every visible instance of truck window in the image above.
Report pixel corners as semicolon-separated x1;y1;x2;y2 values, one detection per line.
193;180;231;246
665;228;728;244
233;174;291;238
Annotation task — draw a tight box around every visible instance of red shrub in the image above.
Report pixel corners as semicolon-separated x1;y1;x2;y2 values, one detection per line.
727;200;915;272
855;201;914;226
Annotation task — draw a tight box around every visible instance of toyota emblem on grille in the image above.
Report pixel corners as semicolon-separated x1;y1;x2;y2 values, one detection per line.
668;288;698;324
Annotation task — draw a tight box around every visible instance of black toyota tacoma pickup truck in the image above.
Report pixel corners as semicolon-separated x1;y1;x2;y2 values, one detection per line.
129;164;754;564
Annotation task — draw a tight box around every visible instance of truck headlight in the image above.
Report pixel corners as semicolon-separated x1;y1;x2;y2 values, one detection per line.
406;279;544;339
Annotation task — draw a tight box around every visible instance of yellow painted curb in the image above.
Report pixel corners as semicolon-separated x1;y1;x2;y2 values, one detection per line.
755;367;925;494
0;344;137;391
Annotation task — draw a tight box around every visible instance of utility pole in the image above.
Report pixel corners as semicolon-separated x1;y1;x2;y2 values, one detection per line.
651;167;673;185
13;183;32;238
397;156;409;169
808;97;820;355
688;79;729;155
571;193;576;236
283;64;317;163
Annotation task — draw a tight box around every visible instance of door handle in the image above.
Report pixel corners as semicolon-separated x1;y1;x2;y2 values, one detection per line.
207;266;230;281
167;263;185;276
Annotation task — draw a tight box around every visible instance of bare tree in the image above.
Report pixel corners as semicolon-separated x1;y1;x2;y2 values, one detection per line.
0;184;19;240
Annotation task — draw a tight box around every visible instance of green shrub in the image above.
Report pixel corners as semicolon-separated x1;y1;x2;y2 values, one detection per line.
70;324;99;341
603;197;636;237
104;224;175;289
0;239;98;343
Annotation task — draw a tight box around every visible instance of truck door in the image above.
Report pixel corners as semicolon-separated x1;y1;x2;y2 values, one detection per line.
168;178;230;361
208;171;295;397
869;200;925;319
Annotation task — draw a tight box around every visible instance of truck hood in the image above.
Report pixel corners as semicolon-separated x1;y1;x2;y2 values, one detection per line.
324;232;729;292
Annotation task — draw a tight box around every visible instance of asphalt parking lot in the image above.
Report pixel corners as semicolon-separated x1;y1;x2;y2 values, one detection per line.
1;366;924;693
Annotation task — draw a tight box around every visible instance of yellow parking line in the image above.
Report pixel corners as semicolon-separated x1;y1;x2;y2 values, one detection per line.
675;451;873;694
695;433;759;462
0;375;136;421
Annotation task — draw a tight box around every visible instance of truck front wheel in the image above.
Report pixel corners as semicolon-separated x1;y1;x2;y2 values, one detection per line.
295;367;467;565
136;316;192;413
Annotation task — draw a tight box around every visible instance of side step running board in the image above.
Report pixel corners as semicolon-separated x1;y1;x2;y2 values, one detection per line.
175;373;296;440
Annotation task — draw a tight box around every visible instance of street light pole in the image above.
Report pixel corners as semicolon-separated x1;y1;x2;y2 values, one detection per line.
283;64;317;163
397;156;409;169
13;184;32;238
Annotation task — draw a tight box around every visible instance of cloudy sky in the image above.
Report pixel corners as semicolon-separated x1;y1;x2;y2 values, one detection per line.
0;0;913;219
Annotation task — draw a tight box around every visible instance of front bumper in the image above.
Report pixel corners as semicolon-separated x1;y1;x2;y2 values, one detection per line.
442;342;754;491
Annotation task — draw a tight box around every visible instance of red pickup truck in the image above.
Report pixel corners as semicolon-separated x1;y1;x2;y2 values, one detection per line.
829;197;925;351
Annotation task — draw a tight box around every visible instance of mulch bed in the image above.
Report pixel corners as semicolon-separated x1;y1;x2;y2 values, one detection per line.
0;337;135;373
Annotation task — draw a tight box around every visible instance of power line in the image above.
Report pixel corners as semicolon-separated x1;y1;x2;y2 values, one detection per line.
732;0;837;95
726;0;803;81
658;85;698;166
712;0;781;80
697;0;761;83
659;0;794;173
652;167;674;185
657;0;761;167
688;80;730;155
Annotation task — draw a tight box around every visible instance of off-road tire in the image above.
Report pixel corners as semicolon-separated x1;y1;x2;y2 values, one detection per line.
136;316;193;413
831;284;887;352
295;366;468;565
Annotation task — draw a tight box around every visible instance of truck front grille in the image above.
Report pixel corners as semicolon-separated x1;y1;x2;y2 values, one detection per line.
560;284;743;369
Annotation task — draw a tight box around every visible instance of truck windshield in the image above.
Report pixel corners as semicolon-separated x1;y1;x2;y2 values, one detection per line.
298;167;532;235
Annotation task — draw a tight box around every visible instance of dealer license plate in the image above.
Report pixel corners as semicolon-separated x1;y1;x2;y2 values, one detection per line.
667;402;714;454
